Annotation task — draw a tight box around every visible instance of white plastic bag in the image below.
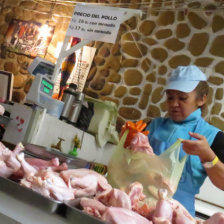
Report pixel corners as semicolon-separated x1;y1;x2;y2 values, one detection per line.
107;130;187;206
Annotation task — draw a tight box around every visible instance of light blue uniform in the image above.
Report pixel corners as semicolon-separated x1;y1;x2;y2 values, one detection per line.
146;109;220;216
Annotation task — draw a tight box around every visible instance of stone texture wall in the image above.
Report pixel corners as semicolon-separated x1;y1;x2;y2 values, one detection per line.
0;0;224;131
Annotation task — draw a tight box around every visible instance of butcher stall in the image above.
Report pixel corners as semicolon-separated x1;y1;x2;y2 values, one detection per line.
1;106;224;224
1;48;224;224
0;3;224;223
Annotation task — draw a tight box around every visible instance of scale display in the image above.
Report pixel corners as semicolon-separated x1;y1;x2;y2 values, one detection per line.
40;78;54;96
26;74;55;106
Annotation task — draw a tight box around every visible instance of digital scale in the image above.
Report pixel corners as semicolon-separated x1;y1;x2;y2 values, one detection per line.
26;65;64;118
28;57;55;79
26;74;54;107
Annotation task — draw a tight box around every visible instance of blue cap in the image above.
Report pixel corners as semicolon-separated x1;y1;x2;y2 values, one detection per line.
164;65;207;93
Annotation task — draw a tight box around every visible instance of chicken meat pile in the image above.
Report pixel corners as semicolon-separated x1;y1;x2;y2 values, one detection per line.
0;141;223;224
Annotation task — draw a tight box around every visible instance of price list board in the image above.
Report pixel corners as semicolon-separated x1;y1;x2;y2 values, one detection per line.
66;4;124;44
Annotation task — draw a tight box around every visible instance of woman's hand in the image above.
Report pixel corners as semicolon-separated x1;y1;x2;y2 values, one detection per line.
182;132;224;190
181;132;216;163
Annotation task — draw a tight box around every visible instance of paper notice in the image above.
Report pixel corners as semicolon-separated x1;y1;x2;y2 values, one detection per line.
66;4;124;44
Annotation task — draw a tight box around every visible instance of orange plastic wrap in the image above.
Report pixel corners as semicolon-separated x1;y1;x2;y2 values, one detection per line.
120;120;149;148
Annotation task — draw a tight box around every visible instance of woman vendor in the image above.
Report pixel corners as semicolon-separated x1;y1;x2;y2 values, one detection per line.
146;65;224;216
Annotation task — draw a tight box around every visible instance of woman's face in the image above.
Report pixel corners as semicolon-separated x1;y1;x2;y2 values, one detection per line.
166;90;205;122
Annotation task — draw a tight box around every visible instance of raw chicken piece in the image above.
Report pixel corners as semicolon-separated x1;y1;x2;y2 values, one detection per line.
71;174;98;197
102;207;153;224
120;120;149;148
0;142;24;178
196;220;204;224
21;176;51;198
153;189;173;223
36;169;69;188
26;157;59;167
96;188;132;210
0;105;5;115
80;197;106;218
125;182;154;218
0;143;24;173
153;220;171;224
126;181;146;209
135;203;154;219
0;160;14;178
43;179;74;201
20;169;74;202
129;132;154;154
0;142;7;160
12;142;24;156
152;189;196;224
60;168;112;193
51;162;68;172
39;170;75;201
20;176;33;188
17;153;37;177
204;212;224;224
0;142;24;160
173;207;196;224
25;157;68;171
2;148;21;171
0;142;6;151
169;198;196;224
13;157;68;179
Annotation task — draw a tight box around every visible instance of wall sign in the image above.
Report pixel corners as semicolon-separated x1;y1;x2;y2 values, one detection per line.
4;19;54;57
66;4;124;44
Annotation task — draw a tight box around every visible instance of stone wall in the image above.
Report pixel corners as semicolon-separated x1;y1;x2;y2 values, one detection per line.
0;0;224;131
0;0;74;101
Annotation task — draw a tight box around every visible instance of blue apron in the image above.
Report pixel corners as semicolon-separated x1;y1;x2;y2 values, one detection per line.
146;109;220;216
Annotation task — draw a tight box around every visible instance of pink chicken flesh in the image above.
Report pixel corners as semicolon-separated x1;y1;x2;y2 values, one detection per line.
20;169;74;201
0;142;24;178
102;207;153;224
126;181;146;209
80;197;106;218
96;188;132;210
204;212;224;224
60;168;112;197
129;132;154;154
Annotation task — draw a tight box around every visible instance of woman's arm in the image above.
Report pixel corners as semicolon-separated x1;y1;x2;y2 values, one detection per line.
181;132;224;190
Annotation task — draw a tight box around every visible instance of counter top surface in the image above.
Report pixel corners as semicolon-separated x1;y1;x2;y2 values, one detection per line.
195;198;224;217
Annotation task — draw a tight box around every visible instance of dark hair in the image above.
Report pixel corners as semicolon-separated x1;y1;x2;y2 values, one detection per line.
195;81;209;99
195;81;209;113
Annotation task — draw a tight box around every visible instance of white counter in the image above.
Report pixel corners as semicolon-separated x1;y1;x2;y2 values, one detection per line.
195;177;224;216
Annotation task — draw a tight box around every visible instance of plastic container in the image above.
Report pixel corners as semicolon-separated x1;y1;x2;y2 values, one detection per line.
46;99;64;119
